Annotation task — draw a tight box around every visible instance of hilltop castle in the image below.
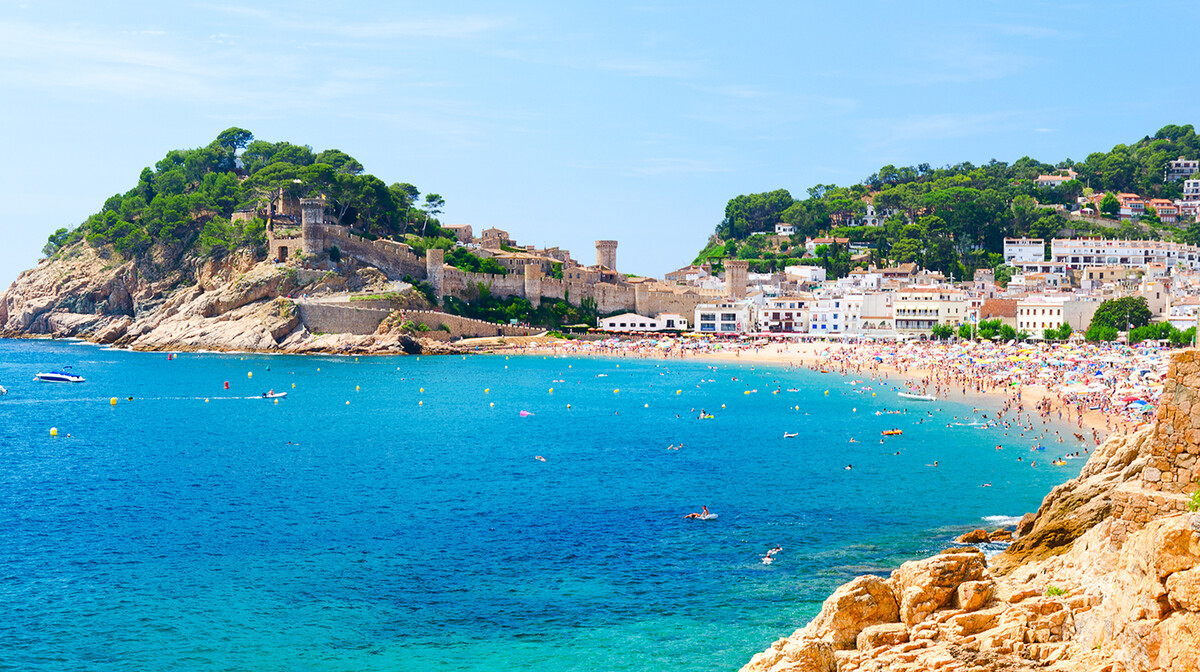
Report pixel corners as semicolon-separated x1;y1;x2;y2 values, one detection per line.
254;192;724;317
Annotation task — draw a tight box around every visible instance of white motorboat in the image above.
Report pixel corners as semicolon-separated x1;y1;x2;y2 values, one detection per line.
0;384;7;395
261;391;287;399
898;392;936;401
35;368;85;383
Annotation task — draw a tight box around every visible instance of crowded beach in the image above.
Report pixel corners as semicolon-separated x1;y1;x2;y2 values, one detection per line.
494;335;1171;441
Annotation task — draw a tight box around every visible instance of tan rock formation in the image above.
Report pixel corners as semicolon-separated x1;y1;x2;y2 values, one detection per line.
0;241;467;356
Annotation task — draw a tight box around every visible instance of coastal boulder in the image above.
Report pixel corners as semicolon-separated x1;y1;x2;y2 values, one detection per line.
956;529;990;544
855;622;908;650
1166;568;1200;612
956;580;995;612
889;548;986;626
798;574;899;649
739;637;834;672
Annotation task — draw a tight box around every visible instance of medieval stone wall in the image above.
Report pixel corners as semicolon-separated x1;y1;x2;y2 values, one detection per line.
296;301;391;336
303;225;426;280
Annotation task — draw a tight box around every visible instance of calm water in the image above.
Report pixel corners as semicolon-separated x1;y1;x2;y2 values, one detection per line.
0;339;1083;671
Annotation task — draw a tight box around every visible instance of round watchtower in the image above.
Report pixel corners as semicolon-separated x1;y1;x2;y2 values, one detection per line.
595;240;618;272
726;259;749;299
300;197;325;255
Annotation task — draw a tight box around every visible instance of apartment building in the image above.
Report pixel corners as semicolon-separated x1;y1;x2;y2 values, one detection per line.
893;287;967;335
694;301;754;334
1167;157;1200;182
1003;237;1045;264
759;295;811;333
1015;295;1099;334
1050;238;1200;270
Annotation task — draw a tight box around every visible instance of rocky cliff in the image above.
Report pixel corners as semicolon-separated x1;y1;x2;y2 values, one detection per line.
742;350;1200;672
0;241;459;355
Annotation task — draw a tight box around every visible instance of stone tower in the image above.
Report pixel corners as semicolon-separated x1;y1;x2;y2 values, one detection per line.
426;248;445;304
300;197;325;255
523;264;543;308
726;260;748;299
595;240;618;271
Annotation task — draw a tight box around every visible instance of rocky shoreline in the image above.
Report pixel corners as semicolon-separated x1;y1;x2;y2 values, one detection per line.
741;350;1200;672
0;243;470;356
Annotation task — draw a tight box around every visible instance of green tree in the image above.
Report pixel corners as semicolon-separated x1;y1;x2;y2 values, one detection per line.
420;193;445;236
1090;296;1152;332
1099;192;1120;218
930;323;954;340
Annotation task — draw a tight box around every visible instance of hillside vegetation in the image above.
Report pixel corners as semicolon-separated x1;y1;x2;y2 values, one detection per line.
43;128;449;264
706;124;1200;277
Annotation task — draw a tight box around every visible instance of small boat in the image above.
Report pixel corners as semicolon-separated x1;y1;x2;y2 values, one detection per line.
261;391;287;399
882;429;903;436
35;367;85;383
898;392;936;401
783;432;798;438
0;384;7;395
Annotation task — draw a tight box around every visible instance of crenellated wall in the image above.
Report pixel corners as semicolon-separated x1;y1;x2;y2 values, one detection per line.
302;225;426;280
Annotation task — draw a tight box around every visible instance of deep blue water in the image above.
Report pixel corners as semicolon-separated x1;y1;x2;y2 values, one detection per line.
0;339;1083;671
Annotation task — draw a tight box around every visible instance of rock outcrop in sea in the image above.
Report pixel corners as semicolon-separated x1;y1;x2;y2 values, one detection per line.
0;242;464;355
742;350;1200;672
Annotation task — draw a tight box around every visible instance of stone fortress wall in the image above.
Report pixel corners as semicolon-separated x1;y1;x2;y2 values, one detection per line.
1110;349;1200;531
268;206;715;321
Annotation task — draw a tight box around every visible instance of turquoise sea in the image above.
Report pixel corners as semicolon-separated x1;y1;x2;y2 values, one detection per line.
0;338;1084;671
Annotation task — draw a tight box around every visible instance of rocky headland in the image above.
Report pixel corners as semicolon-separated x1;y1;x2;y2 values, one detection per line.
0;241;465;356
742;350;1200;672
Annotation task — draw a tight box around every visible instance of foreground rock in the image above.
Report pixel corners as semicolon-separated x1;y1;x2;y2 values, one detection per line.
741;350;1200;672
0;242;470;356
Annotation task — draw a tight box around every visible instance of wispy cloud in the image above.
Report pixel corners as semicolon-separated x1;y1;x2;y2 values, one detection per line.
202;4;510;40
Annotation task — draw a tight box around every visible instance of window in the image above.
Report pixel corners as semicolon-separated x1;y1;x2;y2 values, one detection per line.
720;324;737;332
721;313;737;321
700;313;715;321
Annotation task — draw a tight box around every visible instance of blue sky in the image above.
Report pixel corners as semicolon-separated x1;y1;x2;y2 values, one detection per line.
2;0;1198;287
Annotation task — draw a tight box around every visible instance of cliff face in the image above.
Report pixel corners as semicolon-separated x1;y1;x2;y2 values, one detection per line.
742;350;1200;672
0;241;454;355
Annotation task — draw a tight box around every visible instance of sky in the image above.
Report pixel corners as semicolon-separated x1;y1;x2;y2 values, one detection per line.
2;0;1199;288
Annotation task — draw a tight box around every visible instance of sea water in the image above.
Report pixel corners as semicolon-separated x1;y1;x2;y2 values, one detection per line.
0;339;1084;671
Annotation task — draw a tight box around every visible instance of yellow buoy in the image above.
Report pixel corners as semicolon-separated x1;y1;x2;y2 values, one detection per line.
613;389;619;394
248;372;253;378
292;383;295;389
644;403;649;408
852;408;857;412
490;402;495;407
505;366;508;369
549;388;554;394
485;388;490;394
721;404;726;408
356;385;360;391
567;404;571;409
50;427;58;437
110;397;117;406
824;390;829;396
346;400;350;405
417;357;420;361
676;389;681;395
317;368;320;371
420;387;424;393
419;401;423;406
205;398;210;403
872;392;876;397
274;399;279;405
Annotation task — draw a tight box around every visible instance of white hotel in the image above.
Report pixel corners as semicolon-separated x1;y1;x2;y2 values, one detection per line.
1048;238;1200;270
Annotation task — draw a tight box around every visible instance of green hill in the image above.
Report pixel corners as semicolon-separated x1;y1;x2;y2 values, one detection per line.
703;124;1200;278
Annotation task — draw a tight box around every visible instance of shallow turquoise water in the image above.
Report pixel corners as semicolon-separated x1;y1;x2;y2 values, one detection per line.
0;339;1083;671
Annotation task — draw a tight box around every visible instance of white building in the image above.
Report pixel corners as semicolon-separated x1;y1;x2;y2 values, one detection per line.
808;292;848;334
694;301;754;334
1050;238;1200;270
775;222;795;236
1015;295;1100;335
598;312;688;332
1167;157;1199;182
1003;237;1045;264
784;265;827;284
759;295;811;333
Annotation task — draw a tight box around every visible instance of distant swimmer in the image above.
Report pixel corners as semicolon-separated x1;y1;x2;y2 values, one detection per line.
926;461;938;467
844;464;853;470
980;483;992;487
996;444;1003;450
535;455;546;462
849;438;857;443
768;544;782;556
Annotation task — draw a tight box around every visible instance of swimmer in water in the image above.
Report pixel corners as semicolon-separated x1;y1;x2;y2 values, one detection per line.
844;464;853;470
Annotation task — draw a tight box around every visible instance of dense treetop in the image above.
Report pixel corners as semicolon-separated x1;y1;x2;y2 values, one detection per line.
704;124;1200;278
43;128;448;261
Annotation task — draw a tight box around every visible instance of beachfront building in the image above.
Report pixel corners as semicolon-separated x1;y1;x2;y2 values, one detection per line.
598;312;688;332
1003;237;1045;264
808;293;847;334
1050;238;1200;271
1015;295;1100;335
759;295;811;333
893;287;967;335
694;301;754;334
1167;298;1200;331
857;293;896;336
